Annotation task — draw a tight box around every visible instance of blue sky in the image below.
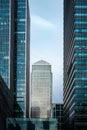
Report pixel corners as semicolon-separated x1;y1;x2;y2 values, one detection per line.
29;0;63;103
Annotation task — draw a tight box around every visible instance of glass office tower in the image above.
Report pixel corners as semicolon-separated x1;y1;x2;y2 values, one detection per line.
0;0;30;117
31;60;52;118
64;0;87;130
0;0;10;87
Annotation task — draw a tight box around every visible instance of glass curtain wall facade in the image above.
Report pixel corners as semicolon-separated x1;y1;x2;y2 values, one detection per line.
64;0;87;130
14;0;30;118
6;118;57;130
0;0;10;86
31;60;52;118
0;0;30;118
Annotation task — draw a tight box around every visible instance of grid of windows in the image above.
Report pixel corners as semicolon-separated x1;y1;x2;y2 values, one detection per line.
0;0;10;86
31;61;52;118
14;0;26;116
64;0;87;129
0;0;30;117
52;104;64;130
74;0;87;109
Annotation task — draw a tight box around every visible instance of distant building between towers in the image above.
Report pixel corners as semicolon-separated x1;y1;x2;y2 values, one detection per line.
31;60;52;118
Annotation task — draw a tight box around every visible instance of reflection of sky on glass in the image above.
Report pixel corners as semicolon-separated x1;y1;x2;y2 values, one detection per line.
29;0;63;103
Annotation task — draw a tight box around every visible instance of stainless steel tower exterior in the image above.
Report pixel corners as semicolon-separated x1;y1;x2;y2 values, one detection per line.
31;60;52;118
0;0;30;117
64;0;87;130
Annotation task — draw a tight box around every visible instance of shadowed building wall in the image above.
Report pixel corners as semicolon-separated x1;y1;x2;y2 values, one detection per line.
0;76;13;130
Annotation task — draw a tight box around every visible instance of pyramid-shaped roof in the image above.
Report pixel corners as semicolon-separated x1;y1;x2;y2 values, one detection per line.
33;60;50;65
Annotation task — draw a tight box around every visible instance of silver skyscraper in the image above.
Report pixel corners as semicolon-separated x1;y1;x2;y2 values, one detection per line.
31;60;52;118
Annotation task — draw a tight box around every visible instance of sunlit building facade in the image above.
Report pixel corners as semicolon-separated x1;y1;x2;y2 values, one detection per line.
64;0;87;130
0;0;30;117
31;60;52;118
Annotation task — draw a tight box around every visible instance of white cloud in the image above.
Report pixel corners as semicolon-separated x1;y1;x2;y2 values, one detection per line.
31;14;56;30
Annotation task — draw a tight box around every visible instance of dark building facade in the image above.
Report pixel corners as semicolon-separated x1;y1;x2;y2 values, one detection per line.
0;76;13;130
0;0;30;117
52;104;64;130
64;0;87;130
